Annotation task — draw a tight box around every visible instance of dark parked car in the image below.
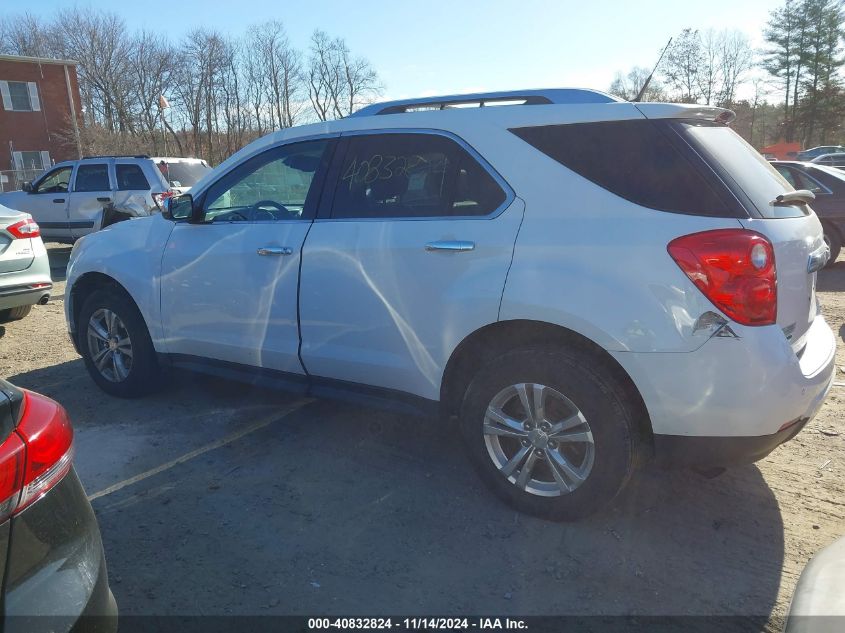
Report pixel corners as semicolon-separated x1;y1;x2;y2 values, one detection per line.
796;145;845;161
0;380;116;632
772;161;845;264
811;152;845;169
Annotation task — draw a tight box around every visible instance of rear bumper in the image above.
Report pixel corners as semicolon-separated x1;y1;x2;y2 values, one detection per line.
653;417;810;469
613;313;836;467
0;245;52;311
0;283;52;311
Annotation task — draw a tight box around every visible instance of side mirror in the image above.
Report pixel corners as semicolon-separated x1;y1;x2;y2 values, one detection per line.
164;194;195;221
21;181;33;193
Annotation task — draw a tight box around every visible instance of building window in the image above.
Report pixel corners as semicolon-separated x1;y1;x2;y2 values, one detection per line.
12;151;51;172
0;80;41;112
9;82;31;111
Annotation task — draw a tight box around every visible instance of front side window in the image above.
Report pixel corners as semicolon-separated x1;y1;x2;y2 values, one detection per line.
330;133;505;219
74;164;110;192
203;139;328;222
35;167;72;194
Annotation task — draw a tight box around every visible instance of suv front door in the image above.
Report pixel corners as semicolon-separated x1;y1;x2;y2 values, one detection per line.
160;138;332;373
298;131;523;401
23;166;73;241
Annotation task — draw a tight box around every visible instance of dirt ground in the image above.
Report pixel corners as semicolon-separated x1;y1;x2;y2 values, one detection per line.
0;244;843;630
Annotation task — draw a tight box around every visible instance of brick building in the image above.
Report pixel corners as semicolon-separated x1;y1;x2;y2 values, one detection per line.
0;54;83;186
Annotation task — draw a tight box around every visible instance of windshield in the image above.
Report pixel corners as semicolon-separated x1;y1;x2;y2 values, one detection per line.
157;161;211;187
679;121;806;219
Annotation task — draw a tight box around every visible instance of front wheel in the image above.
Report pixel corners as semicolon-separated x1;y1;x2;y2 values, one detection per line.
78;288;161;398
458;346;638;521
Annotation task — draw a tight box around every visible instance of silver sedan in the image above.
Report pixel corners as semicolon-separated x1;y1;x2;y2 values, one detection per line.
0;204;51;322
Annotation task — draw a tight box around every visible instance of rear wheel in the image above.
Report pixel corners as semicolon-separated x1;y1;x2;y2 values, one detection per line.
78;288;160;398
823;225;841;267
458;346;638;521
0;305;32;323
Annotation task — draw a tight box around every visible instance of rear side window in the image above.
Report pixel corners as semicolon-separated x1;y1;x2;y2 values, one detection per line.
74;164;110;192
510;120;738;217
115;164;150;191
330;133;506;219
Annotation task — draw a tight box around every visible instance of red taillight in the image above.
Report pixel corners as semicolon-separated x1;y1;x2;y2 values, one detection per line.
668;229;777;326
0;391;73;521
6;218;40;239
153;191;174;210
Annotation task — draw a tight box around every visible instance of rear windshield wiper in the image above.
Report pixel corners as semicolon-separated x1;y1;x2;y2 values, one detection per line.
772;190;816;207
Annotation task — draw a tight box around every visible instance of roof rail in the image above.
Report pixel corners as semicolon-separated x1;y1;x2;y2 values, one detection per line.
81;154;151;160
349;89;622;117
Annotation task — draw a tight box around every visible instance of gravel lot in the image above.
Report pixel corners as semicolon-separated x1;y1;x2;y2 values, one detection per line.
0;243;843;629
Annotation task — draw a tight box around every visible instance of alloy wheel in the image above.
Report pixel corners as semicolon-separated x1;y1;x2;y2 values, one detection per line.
483;383;595;497
86;308;133;383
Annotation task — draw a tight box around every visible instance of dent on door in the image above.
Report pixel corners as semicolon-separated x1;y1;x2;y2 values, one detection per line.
298;198;525;400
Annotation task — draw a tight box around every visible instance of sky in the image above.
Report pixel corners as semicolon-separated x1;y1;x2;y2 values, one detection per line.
27;0;780;101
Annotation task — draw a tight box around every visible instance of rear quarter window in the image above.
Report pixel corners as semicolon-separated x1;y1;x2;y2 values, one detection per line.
510;120;741;217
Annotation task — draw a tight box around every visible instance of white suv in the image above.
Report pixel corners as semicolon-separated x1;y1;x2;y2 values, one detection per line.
64;89;837;520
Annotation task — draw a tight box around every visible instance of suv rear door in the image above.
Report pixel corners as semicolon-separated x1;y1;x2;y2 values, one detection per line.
67;161;114;239
298;131;523;401
113;161;156;216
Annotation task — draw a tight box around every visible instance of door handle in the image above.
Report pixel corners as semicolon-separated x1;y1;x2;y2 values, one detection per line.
53;198;65;203
257;246;293;256
97;197;111;202
425;240;475;252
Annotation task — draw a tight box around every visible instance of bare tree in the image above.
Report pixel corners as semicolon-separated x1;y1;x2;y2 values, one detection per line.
53;8;137;132
1;10;389;161
664;28;703;103
308;30;381;120
131;31;180;153
246;22;306;129
608;66;666;101
716;30;755;106
0;12;56;57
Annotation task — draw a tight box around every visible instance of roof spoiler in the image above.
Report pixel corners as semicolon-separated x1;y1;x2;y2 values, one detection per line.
634;103;736;124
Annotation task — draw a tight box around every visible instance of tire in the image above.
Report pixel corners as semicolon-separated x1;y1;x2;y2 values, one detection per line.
823;225;841;267
77;287;160;398
0;305;32;323
458;346;638;521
